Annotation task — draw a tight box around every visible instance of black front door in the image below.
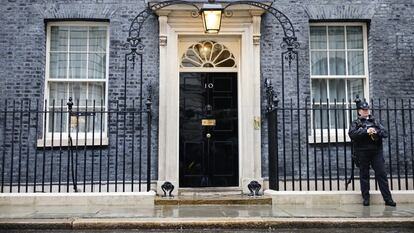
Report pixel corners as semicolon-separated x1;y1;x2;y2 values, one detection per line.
179;72;238;187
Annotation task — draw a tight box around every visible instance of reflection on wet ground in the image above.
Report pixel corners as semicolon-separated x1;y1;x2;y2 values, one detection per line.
1;229;413;233
0;204;413;219
0;204;413;232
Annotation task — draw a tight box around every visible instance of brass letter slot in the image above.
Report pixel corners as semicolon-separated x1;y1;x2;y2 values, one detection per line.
201;119;216;126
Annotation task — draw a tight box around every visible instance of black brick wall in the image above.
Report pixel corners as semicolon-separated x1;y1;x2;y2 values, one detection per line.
0;0;413;191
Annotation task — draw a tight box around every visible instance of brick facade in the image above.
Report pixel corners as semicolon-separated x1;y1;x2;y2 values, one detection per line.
0;0;413;191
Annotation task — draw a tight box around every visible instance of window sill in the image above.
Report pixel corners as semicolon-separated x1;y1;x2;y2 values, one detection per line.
37;137;109;148
308;134;351;144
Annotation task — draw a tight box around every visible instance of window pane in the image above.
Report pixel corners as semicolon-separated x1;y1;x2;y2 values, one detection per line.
211;43;223;61
50;82;93;105
310;26;327;49
48;83;106;133
48;110;68;133
329;105;345;129
311;51;328;75
313;104;329;129
49;82;68;106
69;53;87;79
88;53;106;79
50;26;68;51
346;26;363;49
347;79;364;100
329;51;346;75
49;53;67;79
49;82;106;106
311;79;327;101
88;108;105;132
328;79;346;101
88;83;105;103
69;27;88;51
215;50;231;65
216;58;235;67
71;107;105;133
328;26;345;49
89;26;107;52
348;51;364;75
69;82;88;105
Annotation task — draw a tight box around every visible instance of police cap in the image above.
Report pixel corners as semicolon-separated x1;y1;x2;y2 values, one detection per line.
357;101;370;110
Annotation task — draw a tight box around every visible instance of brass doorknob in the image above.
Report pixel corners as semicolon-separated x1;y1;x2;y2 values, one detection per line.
206;133;211;138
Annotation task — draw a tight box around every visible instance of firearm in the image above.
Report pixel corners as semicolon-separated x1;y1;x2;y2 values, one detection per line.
346;141;358;190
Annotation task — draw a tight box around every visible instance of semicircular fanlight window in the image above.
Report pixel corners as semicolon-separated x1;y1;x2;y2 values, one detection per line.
181;41;237;68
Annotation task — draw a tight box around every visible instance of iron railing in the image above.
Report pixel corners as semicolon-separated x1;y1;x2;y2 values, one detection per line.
1;97;413;193
267;98;414;191
0;98;153;193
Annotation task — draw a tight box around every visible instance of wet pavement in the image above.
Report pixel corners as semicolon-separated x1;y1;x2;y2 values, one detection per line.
1;229;413;233
0;204;413;231
0;204;413;219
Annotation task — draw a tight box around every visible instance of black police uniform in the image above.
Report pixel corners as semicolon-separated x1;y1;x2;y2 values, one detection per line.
348;101;395;206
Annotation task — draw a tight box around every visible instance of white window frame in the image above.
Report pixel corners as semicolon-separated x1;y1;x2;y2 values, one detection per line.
309;22;369;143
39;21;110;147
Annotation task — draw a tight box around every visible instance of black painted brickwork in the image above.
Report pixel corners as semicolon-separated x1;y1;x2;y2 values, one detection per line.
0;0;413;191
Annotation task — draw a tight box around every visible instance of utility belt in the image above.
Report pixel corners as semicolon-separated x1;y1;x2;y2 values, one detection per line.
352;147;382;167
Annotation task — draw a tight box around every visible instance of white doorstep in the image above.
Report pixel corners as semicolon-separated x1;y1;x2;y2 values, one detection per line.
265;190;414;206
0;191;156;206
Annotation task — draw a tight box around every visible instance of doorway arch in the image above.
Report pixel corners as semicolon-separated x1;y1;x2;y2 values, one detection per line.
124;1;300;194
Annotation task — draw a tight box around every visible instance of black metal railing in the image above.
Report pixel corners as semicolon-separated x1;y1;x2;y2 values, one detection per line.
0;97;153;193
266;97;414;191
2;96;413;193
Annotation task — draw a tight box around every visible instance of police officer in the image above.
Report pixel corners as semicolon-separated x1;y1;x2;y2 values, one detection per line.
348;97;396;207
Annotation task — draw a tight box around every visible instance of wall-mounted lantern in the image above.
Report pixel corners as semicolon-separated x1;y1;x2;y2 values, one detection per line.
200;2;223;33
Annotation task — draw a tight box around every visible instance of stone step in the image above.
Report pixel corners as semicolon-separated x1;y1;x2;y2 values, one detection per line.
178;187;243;196
2;217;414;230
155;194;271;205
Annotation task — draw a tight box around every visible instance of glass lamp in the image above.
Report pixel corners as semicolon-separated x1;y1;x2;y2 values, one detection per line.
200;3;223;33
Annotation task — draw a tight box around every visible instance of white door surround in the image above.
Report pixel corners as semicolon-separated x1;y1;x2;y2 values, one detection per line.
155;5;265;194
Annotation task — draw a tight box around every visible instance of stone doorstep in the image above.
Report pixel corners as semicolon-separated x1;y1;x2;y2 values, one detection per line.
156;188;271;205
0;217;413;230
265;190;414;205
1;190;413;206
0;191;156;206
178;187;243;196
155;194;272;205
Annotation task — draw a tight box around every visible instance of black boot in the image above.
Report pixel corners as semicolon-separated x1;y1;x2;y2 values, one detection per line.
385;199;396;207
363;199;370;206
